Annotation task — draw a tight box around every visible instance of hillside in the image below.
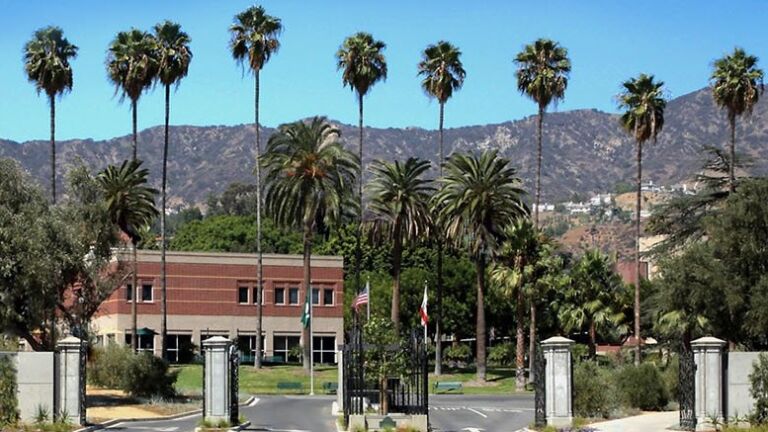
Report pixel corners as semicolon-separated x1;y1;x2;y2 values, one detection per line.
1;87;767;206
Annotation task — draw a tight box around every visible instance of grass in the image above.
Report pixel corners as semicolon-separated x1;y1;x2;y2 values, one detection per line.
173;364;527;395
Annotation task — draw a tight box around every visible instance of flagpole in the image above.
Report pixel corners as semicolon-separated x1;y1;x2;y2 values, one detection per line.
366;277;370;321
423;281;428;343
310;288;314;396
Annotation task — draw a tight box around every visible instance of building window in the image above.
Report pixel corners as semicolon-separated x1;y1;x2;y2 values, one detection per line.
166;335;193;363
288;287;299;305
238;287;249;304
274;287;285;305
323;289;334;306
126;284;133;302
312;288;320;305
313;336;336;364
252;287;263;305
141;284;153;302
272;335;301;363
237;335;265;362
125;334;154;353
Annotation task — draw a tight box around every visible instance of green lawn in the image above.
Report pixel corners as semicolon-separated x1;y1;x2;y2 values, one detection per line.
173;364;528;396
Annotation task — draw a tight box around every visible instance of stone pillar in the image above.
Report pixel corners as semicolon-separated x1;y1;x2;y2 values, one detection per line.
692;336;726;430
542;336;574;428
337;348;344;413
203;336;232;423
56;336;85;425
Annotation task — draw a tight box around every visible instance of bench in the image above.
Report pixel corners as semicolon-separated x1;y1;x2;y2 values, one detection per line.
263;355;285;364
434;381;463;393
276;381;304;392
322;381;338;395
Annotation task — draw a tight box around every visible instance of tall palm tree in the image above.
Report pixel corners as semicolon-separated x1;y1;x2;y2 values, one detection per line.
710;47;764;192
417;40;465;374
230;5;282;368
263;117;358;370
23;26;78;204
152;20;192;361
618;73;666;365
336;32;387;310
106;29;158;161
559;249;627;358
434;150;527;381
367;158;433;332
98;160;158;352
514;38;570;227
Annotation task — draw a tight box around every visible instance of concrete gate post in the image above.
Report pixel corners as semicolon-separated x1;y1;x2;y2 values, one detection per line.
691;336;726;430
542;336;574;427
203;336;232;423
336;348;344;413
56;336;85;425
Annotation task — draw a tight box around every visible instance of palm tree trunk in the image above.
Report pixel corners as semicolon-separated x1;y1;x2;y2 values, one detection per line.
302;218;313;371
515;283;525;391
49;94;56;204
634;137;643;366
475;255;487;381
131;99;138;162
589;320;597;359
729;115;736;193
355;93;364;315
160;84;170;361
435;102;445;376
255;71;264;369
132;241;138;353
391;219;402;333
528;301;536;384
534;106;544;227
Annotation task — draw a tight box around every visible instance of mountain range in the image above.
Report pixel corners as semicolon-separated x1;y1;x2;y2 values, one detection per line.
1;86;767;207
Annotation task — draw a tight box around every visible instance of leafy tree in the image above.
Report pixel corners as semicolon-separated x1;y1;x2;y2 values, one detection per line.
417;40;465;375
617;73;666;365
336;31;388;304
263;117;358;370
98;160;158;352
434;150;527;381
23;26;78;204
514;39;571;227
106;29;158;161
363;317;405;415
153;20;192;361
710;47;764;192
207;182;259;216
170;214;302;254
230;4;282;368
367;158;433;332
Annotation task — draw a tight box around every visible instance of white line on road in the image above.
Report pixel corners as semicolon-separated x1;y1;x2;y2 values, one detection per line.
467;407;488;418
172;413;200;421
248;397;261;407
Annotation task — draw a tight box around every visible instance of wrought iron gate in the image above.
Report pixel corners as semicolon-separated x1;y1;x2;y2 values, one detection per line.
78;341;87;425
229;344;240;425
679;347;696;430
534;343;546;427
390;331;428;415
342;327;364;425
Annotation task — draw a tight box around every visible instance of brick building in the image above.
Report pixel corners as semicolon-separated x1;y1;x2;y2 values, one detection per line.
92;250;344;364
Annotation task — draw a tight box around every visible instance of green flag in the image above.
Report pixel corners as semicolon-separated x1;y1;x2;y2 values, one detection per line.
301;287;311;328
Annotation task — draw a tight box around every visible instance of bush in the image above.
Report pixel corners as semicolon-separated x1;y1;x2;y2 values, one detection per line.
444;344;471;365
89;344;134;389
616;363;669;410
662;355;680;402
488;343;514;366
89;345;177;398
0;356;18;425
750;353;768;425
573;361;619;418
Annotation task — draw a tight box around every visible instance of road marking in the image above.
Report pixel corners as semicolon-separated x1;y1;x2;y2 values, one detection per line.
173;413;200;421
248;397;261;406
467;407;488;418
461;428;485;432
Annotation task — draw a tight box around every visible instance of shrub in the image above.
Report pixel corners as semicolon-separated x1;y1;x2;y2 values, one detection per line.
750;353;768;425
123;352;178;398
0;355;18;425
573;361;619;418
616;363;669;410
662;355;680;402
89;344;134;389
488;342;514;366
444;344;471;365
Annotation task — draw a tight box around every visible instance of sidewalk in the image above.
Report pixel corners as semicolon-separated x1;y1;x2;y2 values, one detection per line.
588;411;678;432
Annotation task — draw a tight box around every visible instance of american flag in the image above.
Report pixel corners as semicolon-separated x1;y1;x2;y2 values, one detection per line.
352;281;369;311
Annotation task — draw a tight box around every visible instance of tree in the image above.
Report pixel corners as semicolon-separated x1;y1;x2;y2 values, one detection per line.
617;73;666;365
263;117;358;370
514;38;571;227
363;317;405;415
23;26;78;204
98;160;159;352
367;158;433;332
710;47;764;192
434;150;527;381
106;29;158;161
152;20;192;361
417;40;465;374
559;249;627;358
230;5;282;368
336;31;388;309
170;214;302;255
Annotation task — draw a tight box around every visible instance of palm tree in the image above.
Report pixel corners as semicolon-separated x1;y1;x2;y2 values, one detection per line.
559;249;627;358
710;48;764;192
514;39;570;227
618;73;666;365
417;40;465;374
230;5;282;368
366;158;433;332
263;117;358;370
98;160;158;352
106;29;158;161
23;26;78;204
434;150;527;381
152;20;192;361
336;32;387;308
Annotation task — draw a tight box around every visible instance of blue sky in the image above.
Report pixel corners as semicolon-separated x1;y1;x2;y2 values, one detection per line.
2;0;766;142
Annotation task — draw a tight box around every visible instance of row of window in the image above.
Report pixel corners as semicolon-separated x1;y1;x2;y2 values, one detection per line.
125;284;336;306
